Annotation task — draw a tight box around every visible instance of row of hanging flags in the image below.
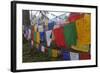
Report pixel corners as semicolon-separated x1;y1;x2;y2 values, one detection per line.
23;12;91;60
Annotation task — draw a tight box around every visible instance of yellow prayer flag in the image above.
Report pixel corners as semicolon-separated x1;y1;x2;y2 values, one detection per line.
75;13;91;45
71;43;90;52
36;32;40;48
52;49;58;58
34;24;37;32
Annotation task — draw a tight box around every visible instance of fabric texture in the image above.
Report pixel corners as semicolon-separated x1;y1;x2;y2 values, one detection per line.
63;22;77;48
53;27;67;48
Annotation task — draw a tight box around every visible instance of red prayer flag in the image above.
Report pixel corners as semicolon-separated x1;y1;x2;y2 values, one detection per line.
68;13;84;22
31;26;34;46
53;27;67;48
79;52;91;60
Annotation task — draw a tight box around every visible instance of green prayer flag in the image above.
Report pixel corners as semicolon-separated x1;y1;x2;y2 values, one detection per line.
63;22;77;47
48;48;52;57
